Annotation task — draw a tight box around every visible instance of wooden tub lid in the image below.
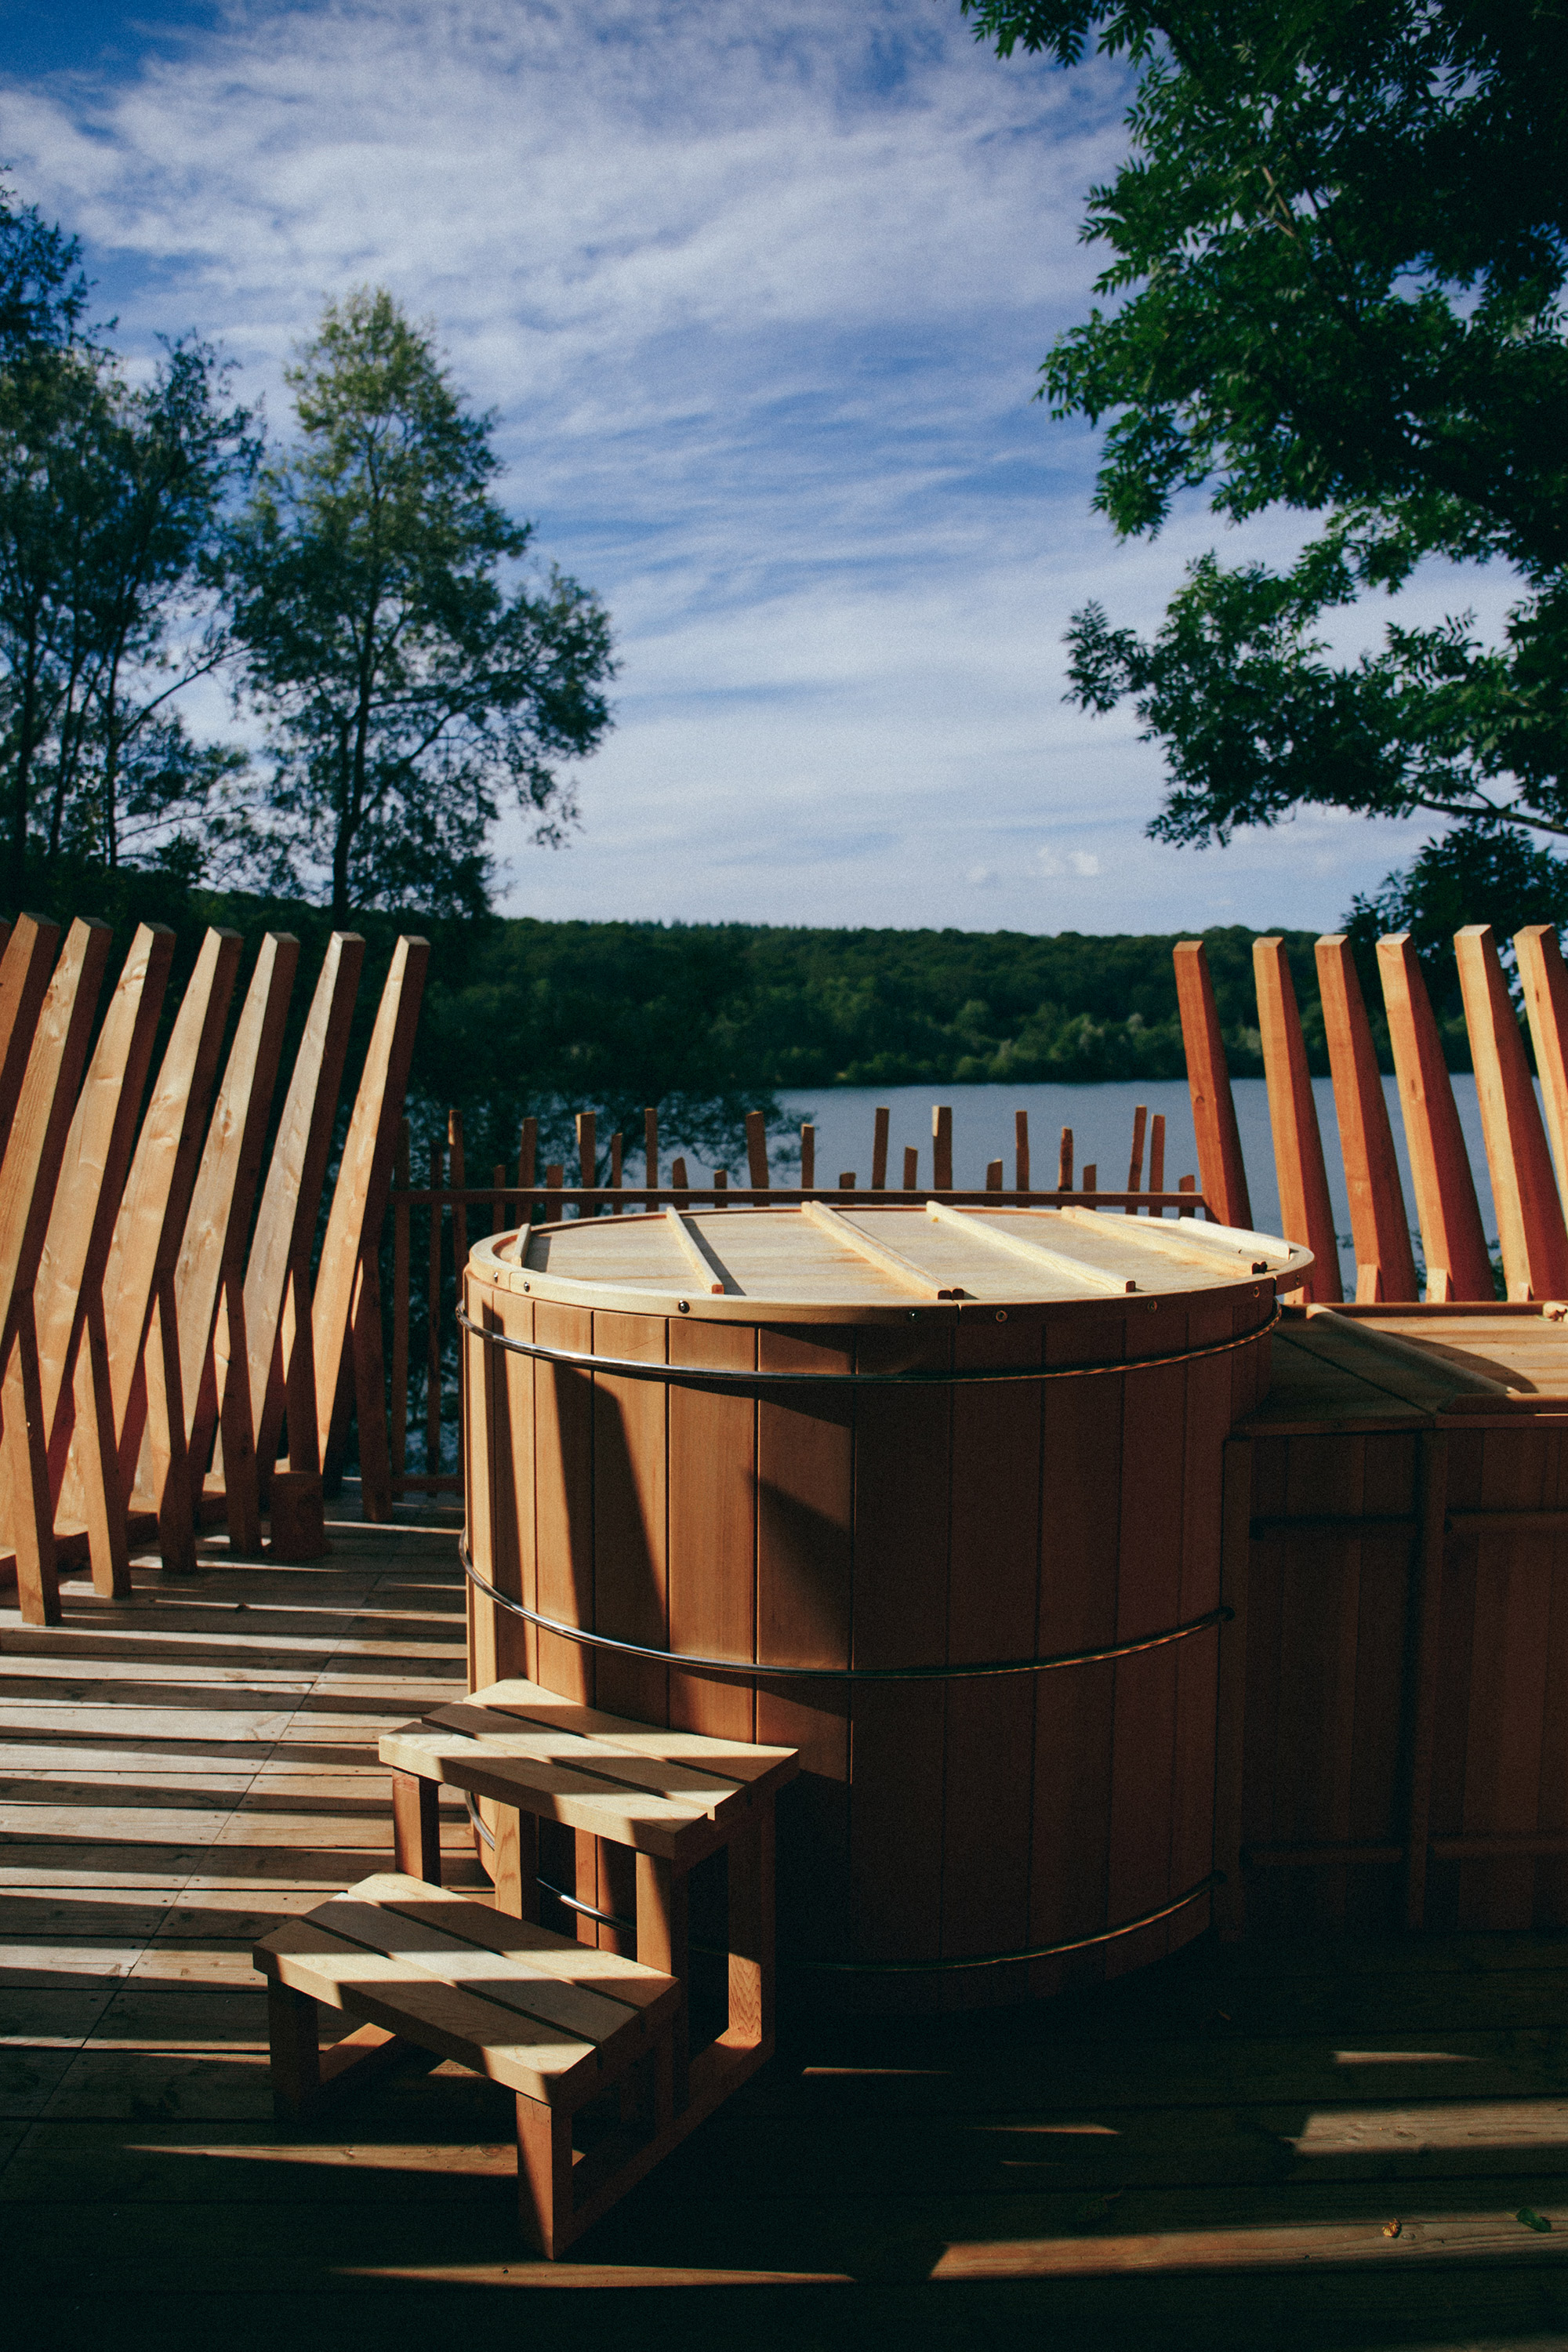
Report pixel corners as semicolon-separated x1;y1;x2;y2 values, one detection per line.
467;1204;1312;1324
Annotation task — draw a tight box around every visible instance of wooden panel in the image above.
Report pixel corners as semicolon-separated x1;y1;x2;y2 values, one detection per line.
0;912;60;1151
756;1323;853;1971
1377;933;1493;1301
1455;924;1568;1301
311;937;430;1472
173;934;298;1503
1518;925;1568;1203
0;918;113;1353
939;1312;1043;2007
245;932;364;1482
667;1317;756;1744
1316;935;1418;1304
1173;940;1252;1229
1253;938;1340;1303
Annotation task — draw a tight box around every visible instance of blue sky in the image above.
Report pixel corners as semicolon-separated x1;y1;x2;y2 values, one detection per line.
1;1;1515;934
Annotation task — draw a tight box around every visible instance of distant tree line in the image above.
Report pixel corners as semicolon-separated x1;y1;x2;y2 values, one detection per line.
0;187;614;923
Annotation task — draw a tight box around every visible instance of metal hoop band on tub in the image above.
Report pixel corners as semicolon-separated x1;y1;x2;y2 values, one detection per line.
461;1791;1218;1973
459;1537;1229;1682
455;1300;1280;1388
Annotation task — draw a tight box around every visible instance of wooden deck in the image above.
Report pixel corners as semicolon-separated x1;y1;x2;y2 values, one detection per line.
7;1510;1568;2352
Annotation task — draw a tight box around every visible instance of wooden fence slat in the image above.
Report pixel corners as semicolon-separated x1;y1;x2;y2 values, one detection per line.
1149;1112;1165;1204
176;932;299;1538
1455;923;1568;1300
1316;934;1418;1301
870;1107;889;1192
84;927;241;1570
519;1115;538;1189
392;1120;411;1483
0;918;113;1623
747;1109;771;1190
1517;924;1568;1202
310;935;430;1498
801;1124;815;1189
1058;1127;1073;1190
902;1143;916;1190
0;913;60;1152
1253;936;1341;1303
448;1109;468;1276
35;923;174;1594
1014;1109;1029;1194
245;931;365;1487
1376;932;1493;1301
1174;939;1252;1229
932;1105;953;1192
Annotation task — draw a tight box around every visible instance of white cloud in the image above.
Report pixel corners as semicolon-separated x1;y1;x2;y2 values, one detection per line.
0;2;1520;933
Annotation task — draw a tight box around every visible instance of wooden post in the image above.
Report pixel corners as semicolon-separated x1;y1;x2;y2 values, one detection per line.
244;932;365;1490
1149;1112;1165;1206
836;1170;855;1192
670;1156;688;1206
1058;1127;1073;1190
0;918;114;1623
1517;924;1568;1200
1014;1109;1029;1195
1125;1103;1147;1212
1082;1163;1097;1196
1316;935;1417;1302
801;1124;815;1189
1454;924;1568;1300
713;1166;729;1203
1377;933;1492;1301
392;1120;410;1485
1253;937;1341;1303
425;1138;443;1483
175;934;299;1539
1174;939;1252;1229
641;1107;655;1205
609;1131;622;1213
985;1159;1002;1191
932;1105;953;1192
34;923;175;1592
901;1143;916;1191
519;1116;539;1189
870;1107;889;1192
1178;1173;1196;1216
746;1109;770;1189
0;913;60;1151
311;938;430;1483
82;930;242;1569
575;1109;594;1206
448;1109;468;1272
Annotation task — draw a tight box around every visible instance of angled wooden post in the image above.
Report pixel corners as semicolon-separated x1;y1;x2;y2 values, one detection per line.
35;924;176;1595
1377;933;1492;1301
1173;939;1252;1228
1454;924;1568;1300
0;913;61;1152
0;919;113;1623
312;938;429;1516
1516;925;1568;1203
62;928;243;1574
170;932;299;1555
1316;935;1417;1301
243;933;365;1489
1252;938;1341;1301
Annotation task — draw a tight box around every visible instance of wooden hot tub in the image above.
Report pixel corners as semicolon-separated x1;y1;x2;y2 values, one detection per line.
459;1201;1308;2009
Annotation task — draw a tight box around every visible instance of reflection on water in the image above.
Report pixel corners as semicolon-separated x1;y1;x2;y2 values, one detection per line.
779;1076;1523;1295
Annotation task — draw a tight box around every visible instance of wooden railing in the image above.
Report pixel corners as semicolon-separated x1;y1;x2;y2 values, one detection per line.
381;1098;1207;1497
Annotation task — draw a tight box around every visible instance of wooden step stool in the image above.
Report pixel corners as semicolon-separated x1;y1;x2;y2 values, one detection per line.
379;1677;800;2123
253;1871;682;2258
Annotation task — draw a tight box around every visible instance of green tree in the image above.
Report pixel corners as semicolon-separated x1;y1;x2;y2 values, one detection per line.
230;289;615;924
962;2;1568;884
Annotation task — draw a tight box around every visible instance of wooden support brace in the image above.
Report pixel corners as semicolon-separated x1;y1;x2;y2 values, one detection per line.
391;1769;442;1883
1455;924;1568;1300
1377;933;1493;1301
1174;939;1252;1229
1253;937;1341;1301
636;1849;690;2112
2;1303;59;1625
1316;935;1417;1302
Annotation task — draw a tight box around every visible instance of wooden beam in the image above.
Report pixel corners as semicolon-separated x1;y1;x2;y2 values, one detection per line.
1173;939;1252;1229
172;932;299;1541
1252;938;1340;1302
0;918;114;1622
664;1206;726;1294
244;932;365;1489
1516;924;1568;1206
311;937;430;1502
803;1200;957;1298
1376;932;1492;1301
927;1200;1132;1294
1316;935;1417;1303
0;913;60;1153
1454;923;1568;1301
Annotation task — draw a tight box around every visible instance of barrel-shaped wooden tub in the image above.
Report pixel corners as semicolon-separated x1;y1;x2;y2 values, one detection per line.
460;1202;1308;2009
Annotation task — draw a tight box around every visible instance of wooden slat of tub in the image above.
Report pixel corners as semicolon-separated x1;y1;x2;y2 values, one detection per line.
849;1319;952;1987
668;1316;756;1744
938;1311;1043;2007
1425;1424;1483;1929
1461;1425;1555;1931
464;1289;500;1693
589;1305;670;1949
532;1300;595;1708
1106;1303;1190;1975
1535;1427;1568;1927
1349;1436;1421;1935
1171;1289;1232;1947
1028;1310;1125;1998
756;1321;854;1969
493;1287;536;1686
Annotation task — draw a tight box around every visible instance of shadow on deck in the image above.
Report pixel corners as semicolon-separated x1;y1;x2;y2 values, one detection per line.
5;1497;1568;2352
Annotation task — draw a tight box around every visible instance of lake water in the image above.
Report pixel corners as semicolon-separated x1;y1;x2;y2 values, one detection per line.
778;1076;1519;1295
